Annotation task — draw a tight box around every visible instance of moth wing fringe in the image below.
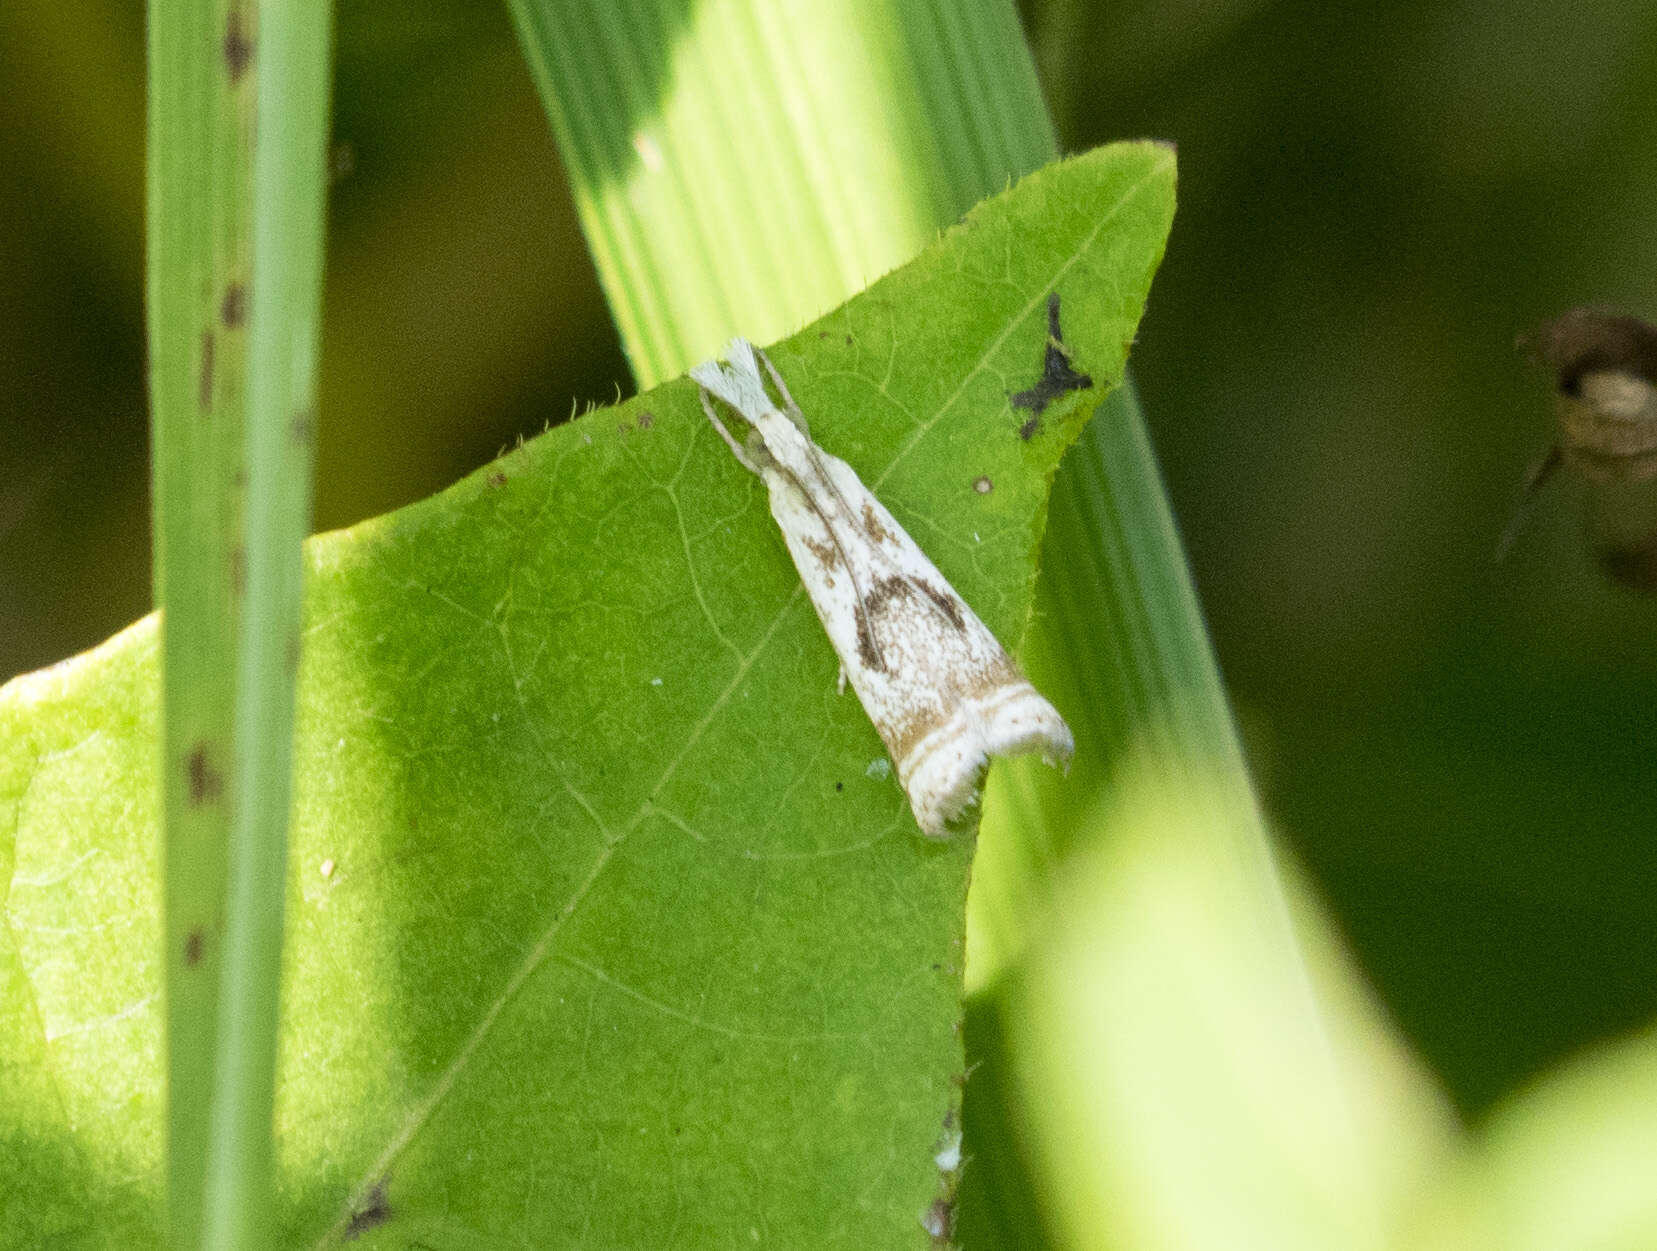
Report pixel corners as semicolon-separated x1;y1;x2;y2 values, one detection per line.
898;683;1074;838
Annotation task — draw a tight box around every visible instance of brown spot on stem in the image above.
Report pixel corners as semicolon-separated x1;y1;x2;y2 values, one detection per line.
220;282;246;328
199;329;216;411
229;545;246;598
187;744;223;805
223;8;252;82
1010;291;1092;433
225;8;253;82
183;929;205;967
291;408;316;447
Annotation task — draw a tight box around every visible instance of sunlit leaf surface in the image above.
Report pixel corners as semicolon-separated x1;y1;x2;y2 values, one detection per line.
0;142;1174;1249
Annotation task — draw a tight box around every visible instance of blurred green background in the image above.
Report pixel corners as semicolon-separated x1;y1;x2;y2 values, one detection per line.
3;0;1654;1120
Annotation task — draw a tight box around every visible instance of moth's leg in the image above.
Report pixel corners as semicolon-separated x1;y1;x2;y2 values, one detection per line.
699;388;771;477
756;346;813;439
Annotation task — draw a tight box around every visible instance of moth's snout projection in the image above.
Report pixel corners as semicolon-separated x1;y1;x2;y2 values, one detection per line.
1504;307;1657;591
691;338;1073;837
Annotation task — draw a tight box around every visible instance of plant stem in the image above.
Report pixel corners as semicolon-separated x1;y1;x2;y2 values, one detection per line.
196;1;333;1246
147;0;252;1242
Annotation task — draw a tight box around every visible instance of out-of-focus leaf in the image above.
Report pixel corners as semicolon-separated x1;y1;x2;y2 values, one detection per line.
1418;1024;1657;1251
1006;760;1459;1251
0;142;1173;1249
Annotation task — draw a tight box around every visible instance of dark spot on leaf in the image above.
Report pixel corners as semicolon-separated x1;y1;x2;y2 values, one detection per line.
291;408;316;447
187;744;223;805
844;333;854;346
972;475;993;494
223;8;252;82
618;421;631;435
487;471;507;489
220;282;246;328
229;545;246;598
1010;291;1092;434
835;781;844;792
637;411;654;429
344;1179;391;1240
184;929;205;967
199;329;215;411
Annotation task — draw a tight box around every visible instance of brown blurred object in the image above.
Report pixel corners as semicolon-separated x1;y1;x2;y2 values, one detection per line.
1506;308;1657;591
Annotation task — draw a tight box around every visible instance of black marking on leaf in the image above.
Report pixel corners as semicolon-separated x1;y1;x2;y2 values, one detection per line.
184;929;205;967
487;471;507;489
636;411;654;429
1010;291;1092;437
343;1179;391;1240
291;408;316;447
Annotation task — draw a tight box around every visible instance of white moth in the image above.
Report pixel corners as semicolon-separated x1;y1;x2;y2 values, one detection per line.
691;338;1074;838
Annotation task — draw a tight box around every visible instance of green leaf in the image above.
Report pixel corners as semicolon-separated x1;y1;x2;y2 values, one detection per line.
1000;763;1458;1251
0;141;1173;1248
1420;1026;1657;1251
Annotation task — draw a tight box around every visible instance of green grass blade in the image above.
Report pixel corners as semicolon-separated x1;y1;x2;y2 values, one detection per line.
145;0;252;1242
504;0;1054;388
199;1;334;1246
